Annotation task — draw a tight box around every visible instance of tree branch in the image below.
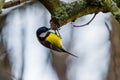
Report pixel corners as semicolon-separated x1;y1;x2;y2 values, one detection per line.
1;0;120;28
39;0;109;29
0;0;5;13
102;0;120;23
113;0;120;8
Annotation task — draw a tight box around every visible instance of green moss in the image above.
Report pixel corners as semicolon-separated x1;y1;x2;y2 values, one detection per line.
54;0;86;20
51;0;108;26
113;0;120;7
39;0;114;27
102;0;120;15
53;6;68;19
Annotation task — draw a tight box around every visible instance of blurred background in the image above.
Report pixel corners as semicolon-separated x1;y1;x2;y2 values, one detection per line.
0;0;120;80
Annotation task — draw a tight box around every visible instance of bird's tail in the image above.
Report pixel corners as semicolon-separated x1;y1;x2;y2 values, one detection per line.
61;48;78;57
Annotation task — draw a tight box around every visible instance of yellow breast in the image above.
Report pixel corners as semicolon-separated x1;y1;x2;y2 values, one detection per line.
45;33;62;48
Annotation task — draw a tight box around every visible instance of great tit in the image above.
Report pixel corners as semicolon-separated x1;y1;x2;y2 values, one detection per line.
36;27;77;57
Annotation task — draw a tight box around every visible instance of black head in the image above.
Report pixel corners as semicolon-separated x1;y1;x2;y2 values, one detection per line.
36;26;50;36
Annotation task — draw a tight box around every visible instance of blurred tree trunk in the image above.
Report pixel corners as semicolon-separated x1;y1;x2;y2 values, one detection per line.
107;15;120;80
52;54;67;80
0;13;11;80
0;42;11;80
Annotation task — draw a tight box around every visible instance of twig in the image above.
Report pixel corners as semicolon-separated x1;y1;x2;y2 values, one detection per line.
72;13;97;27
105;22;111;33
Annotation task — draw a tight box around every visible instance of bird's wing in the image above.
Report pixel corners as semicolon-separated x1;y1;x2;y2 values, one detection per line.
42;41;77;57
42;41;63;51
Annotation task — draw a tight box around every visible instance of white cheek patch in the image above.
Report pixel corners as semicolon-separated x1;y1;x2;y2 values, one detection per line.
39;32;47;38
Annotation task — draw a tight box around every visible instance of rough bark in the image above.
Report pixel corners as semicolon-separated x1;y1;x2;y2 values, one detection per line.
38;0;120;29
1;0;120;28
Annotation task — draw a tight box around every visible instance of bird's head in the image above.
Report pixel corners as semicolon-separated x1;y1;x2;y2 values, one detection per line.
36;26;50;38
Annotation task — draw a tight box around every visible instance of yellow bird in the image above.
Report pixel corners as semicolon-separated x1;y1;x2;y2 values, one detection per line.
36;26;77;57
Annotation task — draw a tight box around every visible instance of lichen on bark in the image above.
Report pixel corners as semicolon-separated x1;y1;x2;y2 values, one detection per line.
39;0;109;29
